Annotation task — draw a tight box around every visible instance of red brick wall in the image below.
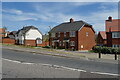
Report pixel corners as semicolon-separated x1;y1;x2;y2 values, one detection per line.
78;26;96;50
97;33;107;45
2;38;15;44
25;40;36;46
112;38;120;45
106;19;120;32
25;40;49;47
49;26;95;50
37;41;49;47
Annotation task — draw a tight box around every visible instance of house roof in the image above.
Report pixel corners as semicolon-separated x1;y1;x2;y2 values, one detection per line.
9;31;17;35
16;26;42;35
50;20;92;33
99;31;106;39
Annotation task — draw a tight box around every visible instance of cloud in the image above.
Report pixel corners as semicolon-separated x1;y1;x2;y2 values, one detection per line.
2;9;23;15
2;2;118;34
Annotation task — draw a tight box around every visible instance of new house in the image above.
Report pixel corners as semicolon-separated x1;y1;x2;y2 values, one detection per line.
15;26;42;46
97;16;120;48
49;18;96;50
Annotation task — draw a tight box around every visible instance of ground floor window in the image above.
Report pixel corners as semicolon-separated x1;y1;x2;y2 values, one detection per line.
112;44;120;48
70;41;75;46
59;41;62;46
36;39;42;44
52;41;54;46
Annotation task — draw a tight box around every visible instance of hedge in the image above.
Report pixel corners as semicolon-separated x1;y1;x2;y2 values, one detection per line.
92;46;120;54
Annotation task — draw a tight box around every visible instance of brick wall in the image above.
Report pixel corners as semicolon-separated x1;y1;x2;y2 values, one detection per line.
2;38;15;44
24;40;36;46
37;41;49;47
78;26;96;50
106;19;120;32
97;33;107;45
25;40;49;47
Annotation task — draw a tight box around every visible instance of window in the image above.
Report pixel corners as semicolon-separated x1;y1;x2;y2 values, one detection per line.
36;39;42;44
51;33;55;37
86;32;88;36
59;41;62;46
58;32;60;37
52;41;54;46
63;42;65;46
112;44;120;48
70;31;75;37
112;32;120;38
64;32;66;37
70;41;75;46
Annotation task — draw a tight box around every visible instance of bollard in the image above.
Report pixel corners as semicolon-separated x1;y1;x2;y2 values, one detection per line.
99;52;101;58
115;53;117;60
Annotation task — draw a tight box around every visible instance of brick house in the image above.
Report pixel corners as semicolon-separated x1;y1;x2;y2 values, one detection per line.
2;31;17;44
97;16;120;48
106;16;120;47
97;31;107;46
0;28;8;43
49;18;96;50
15;26;43;46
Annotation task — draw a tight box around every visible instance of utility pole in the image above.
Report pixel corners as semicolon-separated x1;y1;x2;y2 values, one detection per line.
48;26;52;50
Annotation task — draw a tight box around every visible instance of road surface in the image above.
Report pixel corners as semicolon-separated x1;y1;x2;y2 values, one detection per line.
2;49;119;78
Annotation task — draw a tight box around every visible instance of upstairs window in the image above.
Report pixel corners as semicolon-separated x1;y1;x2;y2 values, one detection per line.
112;32;120;38
51;33;55;37
70;31;75;37
86;32;88;36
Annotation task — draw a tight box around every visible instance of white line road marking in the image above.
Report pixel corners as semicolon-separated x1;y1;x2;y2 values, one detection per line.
2;58;119;76
3;58;21;64
91;72;119;76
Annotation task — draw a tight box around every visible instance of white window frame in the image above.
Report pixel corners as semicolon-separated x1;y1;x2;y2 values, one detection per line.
64;32;66;37
36;39;42;44
70;31;75;37
52;41;54;46
51;33;55;37
59;41;61;46
112;44;120;48
70;41;75;46
112;32;120;38
86;32;88;36
58;32;60;37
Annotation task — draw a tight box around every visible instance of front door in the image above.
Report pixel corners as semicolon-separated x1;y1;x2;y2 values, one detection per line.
56;42;59;48
65;42;69;49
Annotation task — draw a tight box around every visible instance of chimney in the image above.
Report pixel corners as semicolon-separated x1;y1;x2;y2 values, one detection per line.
108;16;112;21
70;18;74;23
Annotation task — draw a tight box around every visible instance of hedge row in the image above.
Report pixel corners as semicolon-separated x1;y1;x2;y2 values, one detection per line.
92;46;120;54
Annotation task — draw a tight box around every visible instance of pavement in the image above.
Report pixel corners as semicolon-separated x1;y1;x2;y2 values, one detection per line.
2;44;118;64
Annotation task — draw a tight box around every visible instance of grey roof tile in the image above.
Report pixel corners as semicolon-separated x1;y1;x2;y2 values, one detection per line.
50;20;92;33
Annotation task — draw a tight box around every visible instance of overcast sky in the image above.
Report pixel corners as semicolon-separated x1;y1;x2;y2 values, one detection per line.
2;2;118;34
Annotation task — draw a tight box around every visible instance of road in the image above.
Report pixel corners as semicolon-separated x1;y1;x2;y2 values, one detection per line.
2;48;119;78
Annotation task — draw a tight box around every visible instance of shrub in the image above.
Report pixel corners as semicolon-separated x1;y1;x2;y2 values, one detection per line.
42;46;50;48
92;46;120;54
57;47;64;49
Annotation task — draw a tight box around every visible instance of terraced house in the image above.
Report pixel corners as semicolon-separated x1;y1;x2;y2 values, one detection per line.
49;18;96;50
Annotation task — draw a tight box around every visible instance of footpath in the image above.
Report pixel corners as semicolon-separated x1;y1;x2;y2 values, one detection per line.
2;44;118;64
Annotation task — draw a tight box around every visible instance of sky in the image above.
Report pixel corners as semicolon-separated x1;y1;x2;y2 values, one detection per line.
2;2;118;34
